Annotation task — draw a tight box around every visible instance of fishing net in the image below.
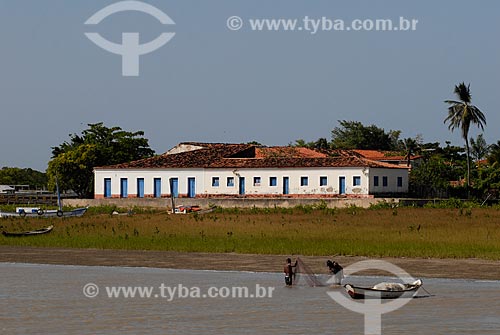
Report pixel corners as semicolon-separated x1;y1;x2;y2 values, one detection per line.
295;257;325;287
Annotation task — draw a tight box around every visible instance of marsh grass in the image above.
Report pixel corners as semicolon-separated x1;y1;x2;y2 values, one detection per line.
1;207;499;260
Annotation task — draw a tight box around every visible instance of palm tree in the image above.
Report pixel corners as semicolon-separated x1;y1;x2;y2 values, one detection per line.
403;137;418;167
444;82;486;189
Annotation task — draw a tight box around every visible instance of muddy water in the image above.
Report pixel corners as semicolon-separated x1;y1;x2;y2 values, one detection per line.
0;263;498;334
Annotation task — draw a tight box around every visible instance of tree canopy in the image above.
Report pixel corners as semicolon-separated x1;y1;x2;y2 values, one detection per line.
444;82;486;188
0;167;47;188
331;120;401;150
47;123;155;198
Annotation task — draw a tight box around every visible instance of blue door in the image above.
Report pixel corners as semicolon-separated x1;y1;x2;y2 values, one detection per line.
104;178;111;198
283;177;289;195
137;178;144;198
170;178;178;198
188;178;196;198
339;176;346;194
120;178;128;198
239;177;245;195
154;178;161;198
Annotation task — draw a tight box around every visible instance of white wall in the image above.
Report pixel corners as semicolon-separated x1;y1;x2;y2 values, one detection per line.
368;168;409;193
204;167;370;196
94;166;407;197
94;169;204;197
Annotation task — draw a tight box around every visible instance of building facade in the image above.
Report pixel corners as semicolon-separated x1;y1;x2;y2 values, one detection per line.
94;143;409;199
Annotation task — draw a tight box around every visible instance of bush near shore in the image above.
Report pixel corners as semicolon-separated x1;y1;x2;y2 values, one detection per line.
0;203;499;260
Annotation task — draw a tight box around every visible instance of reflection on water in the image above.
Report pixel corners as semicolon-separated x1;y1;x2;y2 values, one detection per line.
0;263;498;334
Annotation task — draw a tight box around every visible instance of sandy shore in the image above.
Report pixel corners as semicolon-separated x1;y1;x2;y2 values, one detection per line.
0;246;498;280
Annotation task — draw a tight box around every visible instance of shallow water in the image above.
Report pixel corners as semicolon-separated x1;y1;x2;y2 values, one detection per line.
0;263;498;334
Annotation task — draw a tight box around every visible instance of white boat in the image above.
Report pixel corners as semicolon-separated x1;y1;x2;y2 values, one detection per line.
344;279;423;299
0;207;88;218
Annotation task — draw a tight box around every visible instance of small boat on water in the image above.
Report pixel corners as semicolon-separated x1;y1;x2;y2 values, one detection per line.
0;207;88;218
2;225;54;237
344;279;423;299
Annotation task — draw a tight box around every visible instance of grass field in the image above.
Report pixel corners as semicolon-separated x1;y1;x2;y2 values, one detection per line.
1;206;499;260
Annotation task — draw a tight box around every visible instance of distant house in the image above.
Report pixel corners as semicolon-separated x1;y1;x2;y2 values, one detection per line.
352;150;423;168
94;142;409;199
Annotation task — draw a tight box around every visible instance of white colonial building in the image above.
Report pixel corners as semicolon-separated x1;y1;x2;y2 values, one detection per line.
94;142;409;199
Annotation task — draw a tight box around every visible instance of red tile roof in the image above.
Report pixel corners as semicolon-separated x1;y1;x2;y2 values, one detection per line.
353;150;422;161
255;147;327;158
96;143;408;170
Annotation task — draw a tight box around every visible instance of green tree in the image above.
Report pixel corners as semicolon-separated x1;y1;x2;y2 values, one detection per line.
331;120;401;150
409;156;462;198
403;138;418;167
444;82;486;189
0;167;47;188
47;144;100;197
292;138;329;150
470;134;489;161
487;141;500;165
48;123;155;198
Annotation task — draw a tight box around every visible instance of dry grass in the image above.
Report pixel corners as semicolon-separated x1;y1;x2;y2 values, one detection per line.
1;206;499;259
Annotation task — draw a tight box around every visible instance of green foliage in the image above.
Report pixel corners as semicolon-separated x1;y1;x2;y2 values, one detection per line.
423;198;480;209
474;163;500;194
410;156;462;198
0;167;47;188
368;200;398;210
487;141;500;165
2;207;499;260
293;138;330;150
331;120;401;150
470;134;490;161
47;123;155;198
444;82;487;188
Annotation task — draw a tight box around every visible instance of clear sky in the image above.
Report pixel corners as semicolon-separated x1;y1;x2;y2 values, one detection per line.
1;0;499;171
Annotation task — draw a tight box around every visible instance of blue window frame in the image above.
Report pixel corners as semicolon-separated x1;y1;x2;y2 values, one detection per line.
212;177;219;187
104;178;111;198
154;178;161;198
253;176;261;186
137;178;144;198
120;178;128;198
353;176;361;186
374;176;379;187
300;176;308;186
397;176;403;187
382;176;388;187
320;176;327;186
269;176;277;186
227;177;234;187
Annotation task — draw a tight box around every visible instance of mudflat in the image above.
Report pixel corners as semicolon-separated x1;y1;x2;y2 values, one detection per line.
0;246;498;280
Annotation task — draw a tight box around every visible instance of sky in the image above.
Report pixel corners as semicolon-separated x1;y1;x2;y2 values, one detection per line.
0;0;499;171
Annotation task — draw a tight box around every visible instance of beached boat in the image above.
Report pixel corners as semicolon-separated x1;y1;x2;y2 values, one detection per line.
2;224;54;237
344;279;422;299
0;207;88;218
172;205;216;215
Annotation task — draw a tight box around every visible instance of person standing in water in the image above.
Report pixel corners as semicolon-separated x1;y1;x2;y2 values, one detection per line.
284;258;298;286
326;260;344;285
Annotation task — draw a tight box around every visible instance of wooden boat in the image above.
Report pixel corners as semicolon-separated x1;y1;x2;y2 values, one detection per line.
0;207;88;218
2;225;54;237
344;279;422;299
172;206;216;215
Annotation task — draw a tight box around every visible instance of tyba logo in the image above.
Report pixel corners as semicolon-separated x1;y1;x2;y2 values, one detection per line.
84;1;175;76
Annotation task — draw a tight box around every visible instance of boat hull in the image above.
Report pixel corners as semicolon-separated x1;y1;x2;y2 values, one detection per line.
0;207;88;218
2;225;54;237
344;279;422;299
